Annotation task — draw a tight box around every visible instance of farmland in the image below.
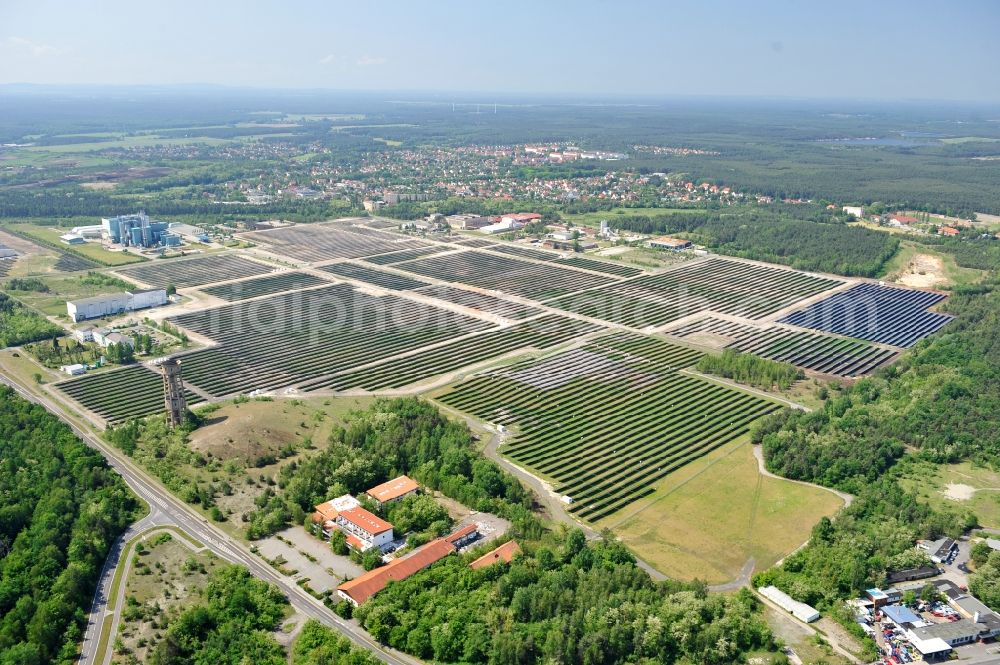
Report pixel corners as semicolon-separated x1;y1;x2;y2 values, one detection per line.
547;257;843;328
242;220;428;262
56;365;202;423
115;253;275;289
413;284;543;320
779;282;953;347
393;249;617;300
167;283;494;397
200;271;326;301
437;331;780;522
318;261;430;290
666;316;898;376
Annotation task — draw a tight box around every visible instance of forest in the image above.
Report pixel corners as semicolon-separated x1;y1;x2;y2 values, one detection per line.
245;398;539;540
696;349;802;390
0;292;63;349
355;528;776;664
0;385;139;665
609;208;900;276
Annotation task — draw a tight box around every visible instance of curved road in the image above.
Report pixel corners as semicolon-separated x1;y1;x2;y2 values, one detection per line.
0;374;420;665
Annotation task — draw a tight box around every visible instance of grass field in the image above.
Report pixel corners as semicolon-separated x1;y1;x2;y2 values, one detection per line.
5;272;135;318
596;438;845;584
563;206;703;226
899;459;1000;528
8;224;146;266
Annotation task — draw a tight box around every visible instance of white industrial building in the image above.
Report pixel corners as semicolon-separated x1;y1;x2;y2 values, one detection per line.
66;288;167;323
759;586;820;623
480;218;523;235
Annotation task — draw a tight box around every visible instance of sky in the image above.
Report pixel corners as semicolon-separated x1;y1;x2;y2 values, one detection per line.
1;0;998;102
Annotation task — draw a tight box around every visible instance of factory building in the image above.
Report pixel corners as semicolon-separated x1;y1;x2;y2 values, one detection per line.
102;212;171;248
66;288;168;323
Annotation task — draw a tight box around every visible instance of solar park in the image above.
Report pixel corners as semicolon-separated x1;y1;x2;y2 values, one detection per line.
53;218;956;524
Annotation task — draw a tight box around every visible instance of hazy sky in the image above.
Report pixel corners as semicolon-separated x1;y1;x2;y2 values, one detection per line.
1;0;998;101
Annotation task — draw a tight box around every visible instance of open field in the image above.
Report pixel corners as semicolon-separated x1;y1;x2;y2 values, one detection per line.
597;438;845;584
548;257;843;328
439;330;781;522
7;224;145;266
779;282;953;348
200;271;326;301
666;316;898;377
56;365;203;424
115;253;275;288
394;249;617;300
563;206;704;226
114;533;222;664
882;240;984;289
899;460;1000;529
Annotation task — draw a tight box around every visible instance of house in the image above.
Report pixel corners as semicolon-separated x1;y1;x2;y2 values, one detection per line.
938;225;960;237
337;537;456;606
334;507;394;551
311;494;361;535
470;541;522;570
92;328;134;349
74;327;95;343
843;206;864;218
648;236;692;251
366;475;419;508
889;213;921;227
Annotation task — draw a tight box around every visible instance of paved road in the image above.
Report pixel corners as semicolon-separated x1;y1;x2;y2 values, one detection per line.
0;375;419;665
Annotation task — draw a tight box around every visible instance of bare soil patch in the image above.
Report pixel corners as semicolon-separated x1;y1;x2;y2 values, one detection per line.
895;253;945;288
944;483;977;501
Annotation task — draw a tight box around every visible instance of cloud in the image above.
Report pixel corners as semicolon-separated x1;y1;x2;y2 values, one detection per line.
318;53;339;66
5;36;63;57
356;55;387;67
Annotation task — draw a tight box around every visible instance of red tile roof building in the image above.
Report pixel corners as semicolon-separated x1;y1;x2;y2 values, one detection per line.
335;507;394;550
469;541;522;570
338;538;456;605
938;225;960;237
366;475;420;507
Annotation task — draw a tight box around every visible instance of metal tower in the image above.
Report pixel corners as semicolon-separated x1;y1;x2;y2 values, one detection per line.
161;358;187;428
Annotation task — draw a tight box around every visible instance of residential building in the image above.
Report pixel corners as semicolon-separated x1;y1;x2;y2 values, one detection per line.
311;494;361;535
470;541;522;570
842;206;864;217
334;507;394;551
938;225;960;237
648;236;693;251
889;213;921;227
366;475;419;508
92;328;134;349
74;327;95;343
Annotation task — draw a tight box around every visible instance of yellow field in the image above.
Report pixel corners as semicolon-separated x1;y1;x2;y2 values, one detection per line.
597;438;845;584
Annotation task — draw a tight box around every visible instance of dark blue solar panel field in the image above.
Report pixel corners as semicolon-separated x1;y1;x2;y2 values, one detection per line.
779;283;953;347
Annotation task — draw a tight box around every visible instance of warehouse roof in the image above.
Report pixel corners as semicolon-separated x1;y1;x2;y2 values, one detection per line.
366;475;419;504
469;541;522;570
337;538;456;605
882;605;920;626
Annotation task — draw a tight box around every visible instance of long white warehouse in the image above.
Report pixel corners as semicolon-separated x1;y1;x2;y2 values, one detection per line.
67;288;168;323
758;585;820;623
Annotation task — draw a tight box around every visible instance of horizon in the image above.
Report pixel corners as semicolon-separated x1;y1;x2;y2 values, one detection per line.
2;0;999;103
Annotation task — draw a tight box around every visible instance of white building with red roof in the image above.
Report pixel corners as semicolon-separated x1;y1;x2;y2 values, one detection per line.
366;475;420;508
335;506;394;551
